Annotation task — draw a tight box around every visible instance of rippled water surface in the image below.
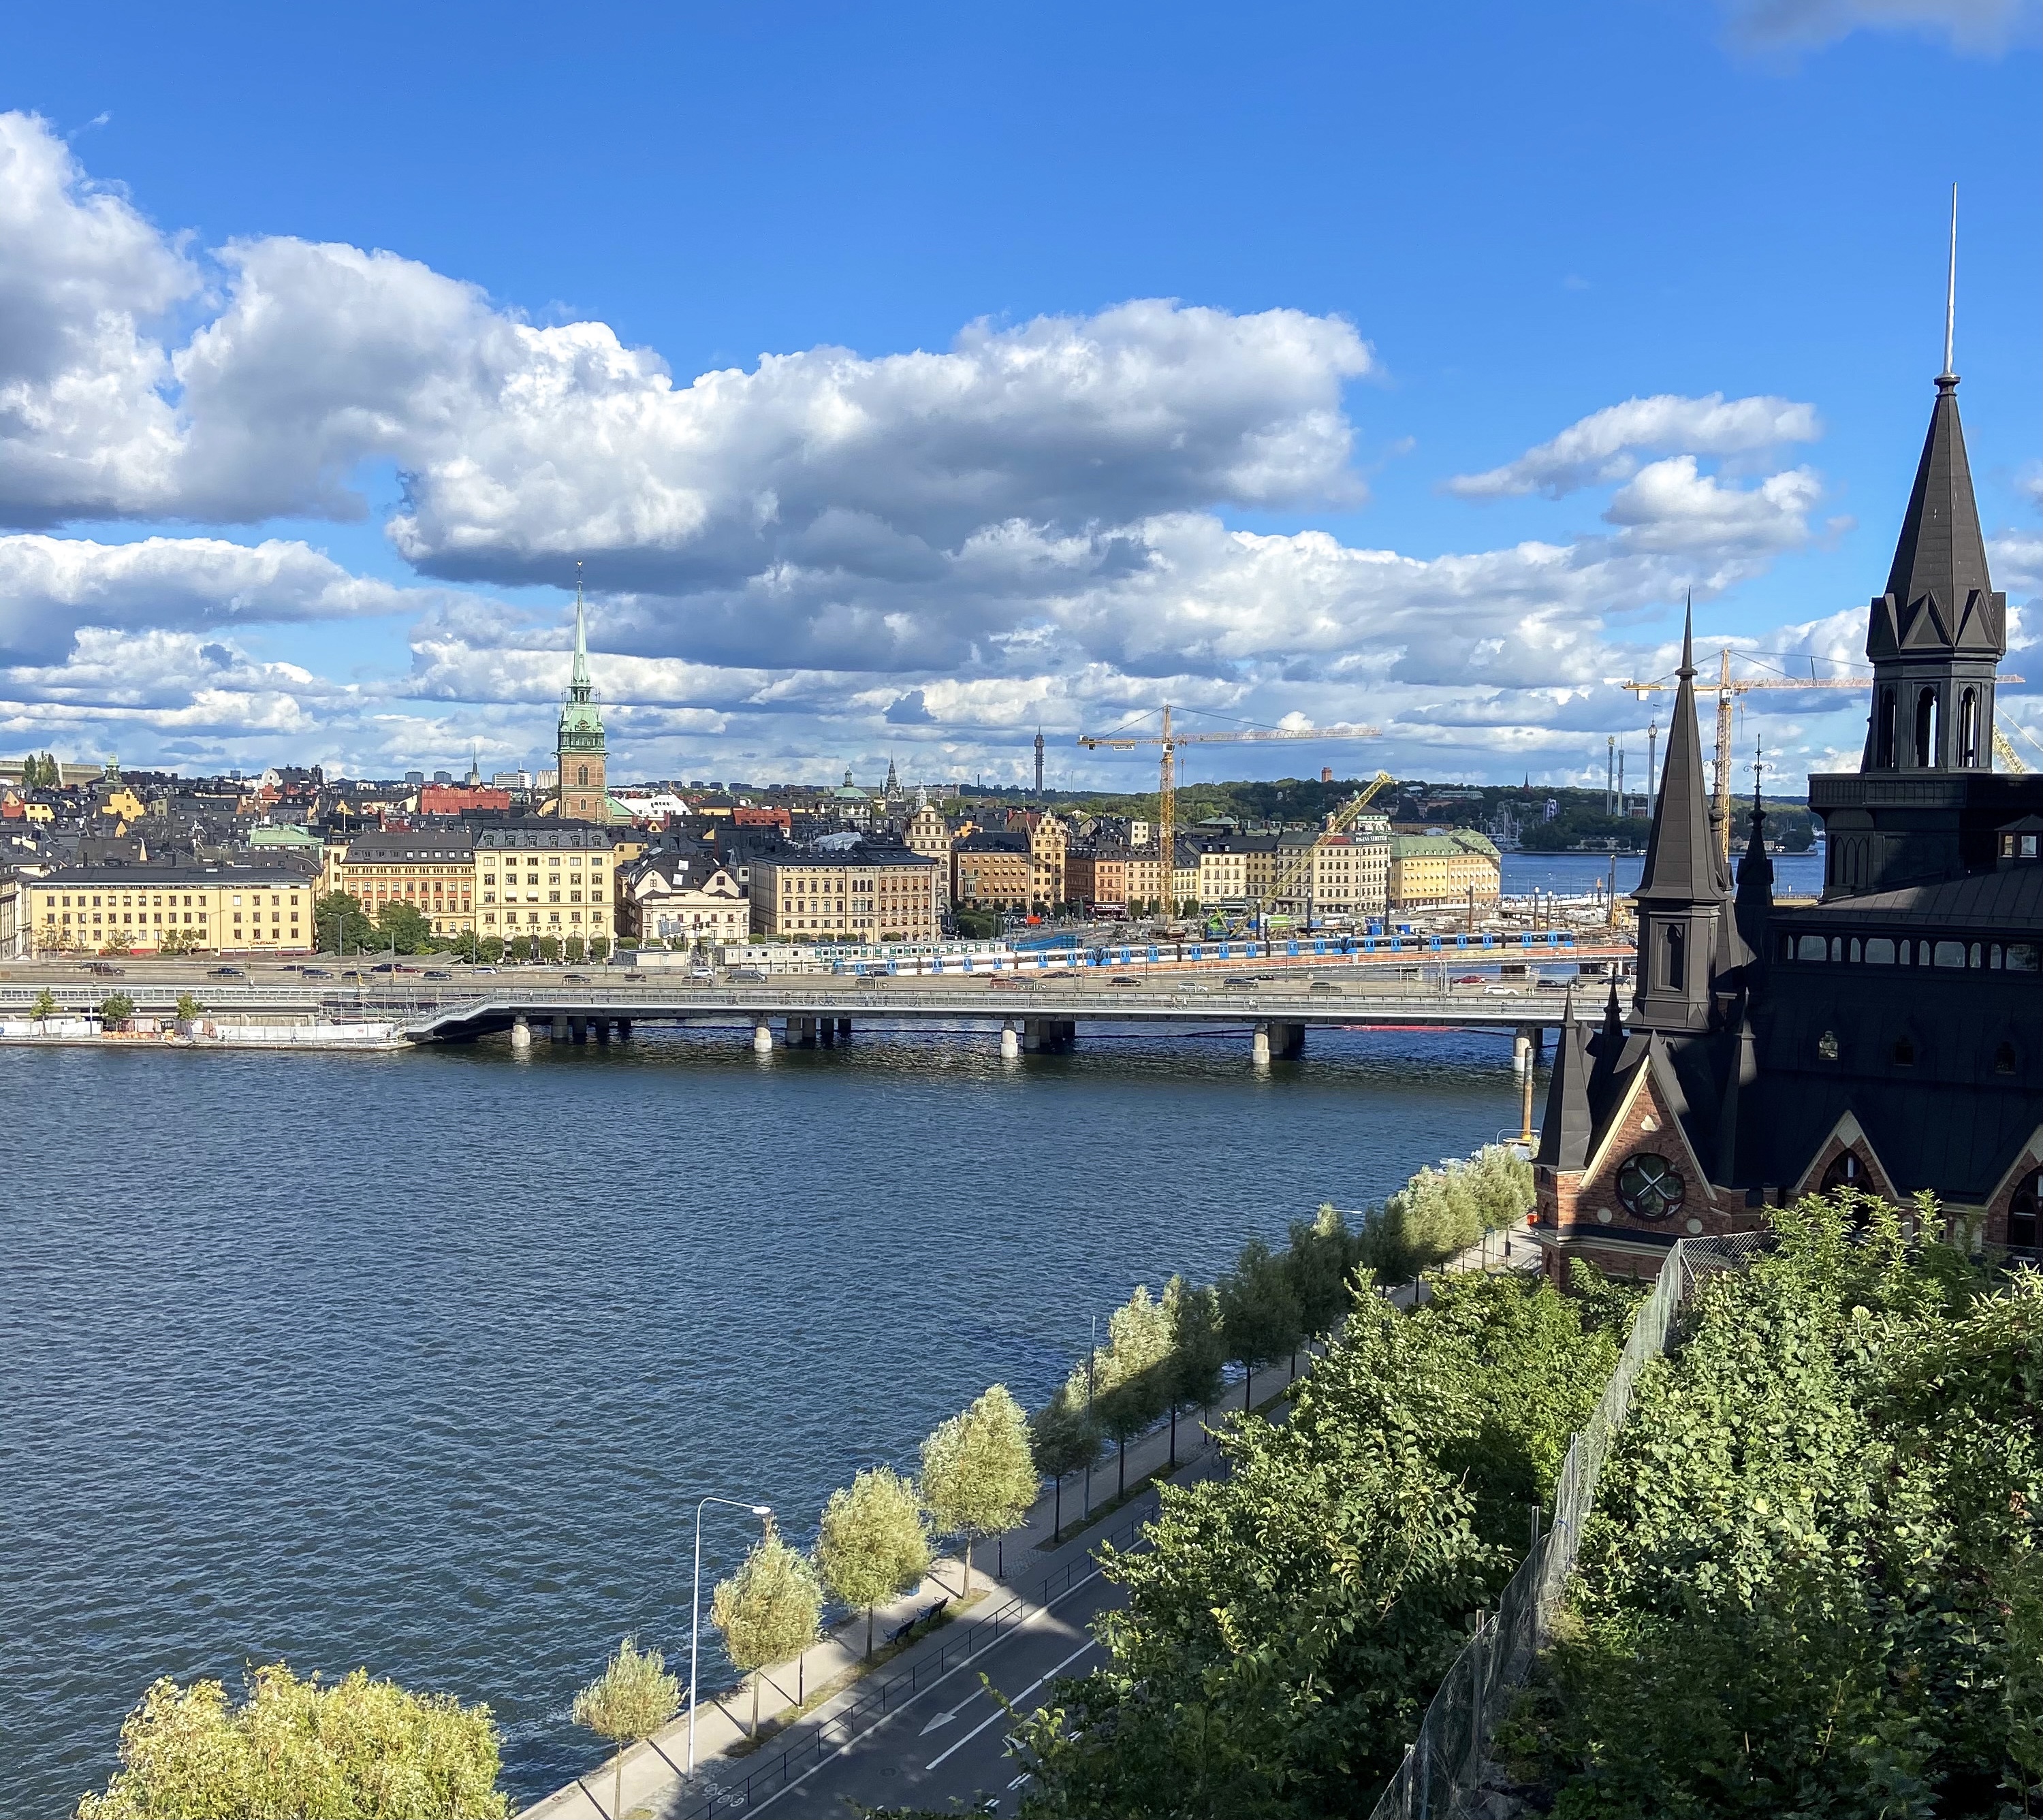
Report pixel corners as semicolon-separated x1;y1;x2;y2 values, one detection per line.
4;1023;1529;1813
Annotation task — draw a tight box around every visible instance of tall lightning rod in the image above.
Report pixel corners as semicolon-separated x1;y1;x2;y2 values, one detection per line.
1942;183;1958;380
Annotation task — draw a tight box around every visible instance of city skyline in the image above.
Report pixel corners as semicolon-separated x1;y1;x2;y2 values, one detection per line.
0;1;2036;791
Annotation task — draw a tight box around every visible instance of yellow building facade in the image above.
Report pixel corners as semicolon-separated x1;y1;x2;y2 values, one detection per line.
28;867;314;955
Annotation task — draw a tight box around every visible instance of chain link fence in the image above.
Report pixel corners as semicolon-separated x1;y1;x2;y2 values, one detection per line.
1365;1232;1768;1820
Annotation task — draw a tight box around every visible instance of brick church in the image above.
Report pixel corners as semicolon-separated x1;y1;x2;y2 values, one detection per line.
1534;344;2040;1275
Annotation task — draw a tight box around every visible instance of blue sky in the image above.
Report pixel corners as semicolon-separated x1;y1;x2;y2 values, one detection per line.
0;0;2035;790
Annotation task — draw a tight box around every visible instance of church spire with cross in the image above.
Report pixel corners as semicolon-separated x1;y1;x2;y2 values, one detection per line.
556;562;610;822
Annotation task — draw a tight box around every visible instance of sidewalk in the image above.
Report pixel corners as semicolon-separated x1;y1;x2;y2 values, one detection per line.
522;1228;1536;1820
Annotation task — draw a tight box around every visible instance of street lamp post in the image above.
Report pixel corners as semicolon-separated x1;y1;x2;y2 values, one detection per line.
688;1494;772;1778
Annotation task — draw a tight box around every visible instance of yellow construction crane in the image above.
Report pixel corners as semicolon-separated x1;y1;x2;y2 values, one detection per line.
1995;727;2028;773
1229;769;1397;933
1075;704;1380;908
1617;650;1869;859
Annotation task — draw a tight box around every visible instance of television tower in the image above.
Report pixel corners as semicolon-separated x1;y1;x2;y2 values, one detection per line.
1034;729;1045;796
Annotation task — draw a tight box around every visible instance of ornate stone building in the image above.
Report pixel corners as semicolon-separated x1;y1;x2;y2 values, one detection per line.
554;579;609;824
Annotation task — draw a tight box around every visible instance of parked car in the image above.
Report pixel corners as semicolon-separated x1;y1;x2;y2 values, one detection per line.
88;961;126;976
728;965;767;982
208;965;243;979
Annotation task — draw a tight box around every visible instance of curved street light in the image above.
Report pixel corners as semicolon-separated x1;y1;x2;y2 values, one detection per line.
688;1494;774;1776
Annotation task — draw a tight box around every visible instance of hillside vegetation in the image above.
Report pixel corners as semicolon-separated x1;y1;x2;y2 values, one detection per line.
1502;1198;2043;1817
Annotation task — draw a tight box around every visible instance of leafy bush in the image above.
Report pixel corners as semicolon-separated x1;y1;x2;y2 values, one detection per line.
1016;1270;1632;1818
98;992;136;1025
1357;1145;1533;1281
1500;1194;2038;1817
75;1662;508;1819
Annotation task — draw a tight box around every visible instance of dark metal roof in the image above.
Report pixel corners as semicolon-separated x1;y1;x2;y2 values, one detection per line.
33;865;311;887
472;826;623;850
1871;376;2004;660
1781;863;2043;932
1634;607;1727;906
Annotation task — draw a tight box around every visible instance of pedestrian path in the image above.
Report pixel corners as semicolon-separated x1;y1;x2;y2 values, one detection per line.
522;1226;1536;1820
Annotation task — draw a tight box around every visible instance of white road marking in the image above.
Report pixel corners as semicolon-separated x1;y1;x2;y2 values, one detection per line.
744;1566;1105;1815
923;1638;1098;1770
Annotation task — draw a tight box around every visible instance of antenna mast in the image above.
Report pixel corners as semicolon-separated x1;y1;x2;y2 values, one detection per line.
1942;184;1957;381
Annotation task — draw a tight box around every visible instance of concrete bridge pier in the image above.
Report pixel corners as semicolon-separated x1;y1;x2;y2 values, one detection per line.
820;1019;836;1047
835;1017;851;1041
1060;1019;1077;1049
617;1020;631;1041
1513;1029;1532;1079
753;1017;774;1053
1270;1021;1304;1059
569;1017;586;1044
1000;1019;1021;1061
1252;1022;1271;1067
510;1015;531;1052
551;1015;568;1042
594;1019;610;1044
1022;1017;1045;1053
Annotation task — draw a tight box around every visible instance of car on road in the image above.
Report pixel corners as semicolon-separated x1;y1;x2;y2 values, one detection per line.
624;971;646;981
1222;976;1256;988
1309;980;1340;993
1535;978;1569;991
423;969;453;980
728;965;767;982
562;972;591;984
689;965;714;980
301;967;331;979
470;965;498;974
369;962;400;974
208;965;244;979
1452;973;1485;985
1483;983;1522;995
87;961;126;976
988;973;1036;989
1109;975;1141;987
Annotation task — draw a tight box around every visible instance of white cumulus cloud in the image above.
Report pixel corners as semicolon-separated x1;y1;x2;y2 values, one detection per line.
1446;392;1822;500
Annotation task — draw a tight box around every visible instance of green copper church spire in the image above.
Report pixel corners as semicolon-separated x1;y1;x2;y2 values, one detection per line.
568;562;593;703
556;560;609;821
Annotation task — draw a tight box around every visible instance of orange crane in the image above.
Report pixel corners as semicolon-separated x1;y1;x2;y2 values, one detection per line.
1227;769;1397;934
1617;650;1869;859
1076;705;1380;911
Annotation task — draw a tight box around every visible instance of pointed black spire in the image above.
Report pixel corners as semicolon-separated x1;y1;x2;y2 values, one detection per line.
1636;605;1722;906
1860;210;2006;774
1587;976;1625;1114
1535;988;1594;1171
1735;765;1774;972
1632;600;1733;1033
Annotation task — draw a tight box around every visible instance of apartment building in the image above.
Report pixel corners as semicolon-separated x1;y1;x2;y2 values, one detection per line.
751;843;941;940
26;866;314;955
473;825;622;946
334;827;477;939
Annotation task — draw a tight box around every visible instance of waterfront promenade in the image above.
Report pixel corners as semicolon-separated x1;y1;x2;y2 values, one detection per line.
530;1232;1540;1820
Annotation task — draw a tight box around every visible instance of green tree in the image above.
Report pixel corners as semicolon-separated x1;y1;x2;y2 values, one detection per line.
710;1521;823;1736
31;987;57;1027
74;1662;509;1819
174;992;202;1023
375;901;433;954
564;936;586;963
919;1385;1039;1592
816;1467;932;1657
479;936;505;965
1031;1373;1100;1543
1217;1236;1302;1410
537;936;561;964
450;931;481;963
1161;1275;1226;1466
570;1635;678;1820
99;991;136;1027
508;936;532;963
313;891;376;955
157;927;203;956
1095;1285;1173;1495
588;936;610;961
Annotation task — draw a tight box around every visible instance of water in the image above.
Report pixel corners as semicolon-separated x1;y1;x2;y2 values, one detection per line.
1;1021;1525;1815
1500;849;1824;897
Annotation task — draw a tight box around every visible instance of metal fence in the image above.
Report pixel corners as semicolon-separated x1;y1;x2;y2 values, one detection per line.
653;1505;1155;1820
1365;1232;1768;1820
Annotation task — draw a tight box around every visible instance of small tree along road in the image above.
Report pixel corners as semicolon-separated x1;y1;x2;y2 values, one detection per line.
571;1635;678;1820
919;1384;1038;1592
711;1521;823;1736
816;1467;931;1658
74;1662;509;1819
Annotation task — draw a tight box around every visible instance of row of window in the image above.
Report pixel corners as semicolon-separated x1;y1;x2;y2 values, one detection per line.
43;891;297;907
479;910;601;926
1785;933;2040;971
1814;1028;2018;1073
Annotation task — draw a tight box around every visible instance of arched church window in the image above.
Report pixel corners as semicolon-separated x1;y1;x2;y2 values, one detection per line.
1892;1034;1916;1068
1665;923;1685;991
2009;1171;2041;1253
1914;687;1939;768
1617;1153;1685;1222
1821;1151;1866;1194
1959;688;1980;767
1877;688;1897;769
578;766;590;786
